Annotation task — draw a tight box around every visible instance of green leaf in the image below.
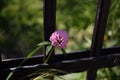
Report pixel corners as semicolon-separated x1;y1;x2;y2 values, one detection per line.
26;46;43;59
46;45;53;56
6;42;47;80
61;48;67;56
27;41;51;59
37;41;50;46
6;72;14;80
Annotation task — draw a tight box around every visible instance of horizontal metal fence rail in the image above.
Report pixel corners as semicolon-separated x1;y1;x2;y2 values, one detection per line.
1;47;120;68
0;0;120;80
1;47;120;79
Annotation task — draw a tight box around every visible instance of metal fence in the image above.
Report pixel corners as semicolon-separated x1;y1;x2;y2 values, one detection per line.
1;0;120;80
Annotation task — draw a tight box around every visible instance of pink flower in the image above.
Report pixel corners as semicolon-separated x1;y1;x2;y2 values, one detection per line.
49;30;68;48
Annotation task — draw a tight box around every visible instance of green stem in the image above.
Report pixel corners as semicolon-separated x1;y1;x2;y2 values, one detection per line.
61;48;67;56
6;46;43;80
44;47;55;63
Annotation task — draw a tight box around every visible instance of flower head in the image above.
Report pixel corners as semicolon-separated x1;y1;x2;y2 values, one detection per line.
49;30;68;48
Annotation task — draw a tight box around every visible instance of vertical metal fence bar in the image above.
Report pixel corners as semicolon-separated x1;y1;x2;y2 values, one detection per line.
0;2;4;79
0;0;3;67
0;53;1;68
87;69;97;80
43;0;56;64
90;0;111;57
87;0;111;80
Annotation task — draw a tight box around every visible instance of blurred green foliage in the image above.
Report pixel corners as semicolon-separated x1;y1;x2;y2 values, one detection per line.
0;0;44;58
104;0;120;48
0;0;120;80
56;0;97;52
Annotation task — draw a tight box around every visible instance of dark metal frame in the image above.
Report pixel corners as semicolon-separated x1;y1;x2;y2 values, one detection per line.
0;0;120;80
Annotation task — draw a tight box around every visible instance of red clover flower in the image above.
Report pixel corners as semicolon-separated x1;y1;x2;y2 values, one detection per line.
49;30;68;48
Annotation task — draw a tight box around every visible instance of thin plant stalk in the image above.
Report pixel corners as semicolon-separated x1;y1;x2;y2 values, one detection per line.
44;47;55;63
6;41;50;80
